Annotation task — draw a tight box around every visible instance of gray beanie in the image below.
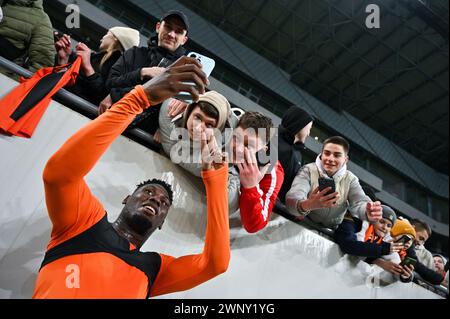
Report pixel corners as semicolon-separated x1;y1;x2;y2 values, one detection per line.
109;27;140;51
381;205;397;225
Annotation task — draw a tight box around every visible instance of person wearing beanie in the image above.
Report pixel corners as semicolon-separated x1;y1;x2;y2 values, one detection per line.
335;205;403;259
55;27;140;105
101;10;191;135
159;91;236;177
370;217;445;285
158;93;241;214
277;106;314;203
433;254;448;285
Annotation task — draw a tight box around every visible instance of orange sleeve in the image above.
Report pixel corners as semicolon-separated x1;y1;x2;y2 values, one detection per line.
150;166;230;297
43;86;151;249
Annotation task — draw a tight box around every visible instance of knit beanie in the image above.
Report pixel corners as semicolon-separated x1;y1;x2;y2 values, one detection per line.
391;217;416;239
381;205;397;225
281;105;314;137
109;27;140;51
182;91;231;131
433;254;448;265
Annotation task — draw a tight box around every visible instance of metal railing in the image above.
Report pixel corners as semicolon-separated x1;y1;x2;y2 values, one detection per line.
0;56;161;152
273;202;336;238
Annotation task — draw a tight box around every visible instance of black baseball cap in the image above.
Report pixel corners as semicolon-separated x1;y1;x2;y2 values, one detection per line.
160;10;190;32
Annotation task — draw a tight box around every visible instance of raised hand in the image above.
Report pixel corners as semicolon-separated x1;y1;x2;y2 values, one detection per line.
201;129;227;171
300;187;340;212
237;148;270;189
142;56;209;106
55;34;72;65
366;201;382;223
76;43;94;76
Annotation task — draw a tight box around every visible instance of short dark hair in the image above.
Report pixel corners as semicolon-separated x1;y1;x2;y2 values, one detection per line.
237;112;274;144
135;179;173;204
410;218;432;237
323;136;350;154
187;102;219;122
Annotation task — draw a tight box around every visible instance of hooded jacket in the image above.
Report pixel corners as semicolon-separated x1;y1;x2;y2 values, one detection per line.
277;106;313;203
0;0;55;72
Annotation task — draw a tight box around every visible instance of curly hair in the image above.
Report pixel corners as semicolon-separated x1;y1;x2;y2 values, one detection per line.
135;179;173;204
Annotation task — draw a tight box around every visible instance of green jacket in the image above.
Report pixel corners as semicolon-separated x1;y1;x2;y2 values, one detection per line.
0;0;55;72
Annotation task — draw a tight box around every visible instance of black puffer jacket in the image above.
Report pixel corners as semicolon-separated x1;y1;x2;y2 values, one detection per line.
277;106;314;203
107;39;186;134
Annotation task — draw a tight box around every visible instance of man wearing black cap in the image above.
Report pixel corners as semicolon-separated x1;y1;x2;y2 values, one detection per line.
277;106;314;203
100;10;190;135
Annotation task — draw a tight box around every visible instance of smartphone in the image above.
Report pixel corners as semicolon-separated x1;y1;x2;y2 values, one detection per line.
175;52;215;104
53;31;64;42
256;144;270;167
318;177;336;195
400;256;417;268
395;235;413;245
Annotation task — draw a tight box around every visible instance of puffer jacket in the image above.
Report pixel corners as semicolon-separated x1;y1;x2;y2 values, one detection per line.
0;0;55;72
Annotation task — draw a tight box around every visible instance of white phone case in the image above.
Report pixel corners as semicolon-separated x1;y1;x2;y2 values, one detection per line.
175;52;216;103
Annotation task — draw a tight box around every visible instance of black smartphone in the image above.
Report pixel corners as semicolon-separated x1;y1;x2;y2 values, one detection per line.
400;256;417;268
318;177;336;195
395;235;412;245
53;31;63;42
256;144;270;167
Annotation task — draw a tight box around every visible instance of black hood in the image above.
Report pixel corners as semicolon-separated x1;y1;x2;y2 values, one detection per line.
147;34;186;60
280;106;314;144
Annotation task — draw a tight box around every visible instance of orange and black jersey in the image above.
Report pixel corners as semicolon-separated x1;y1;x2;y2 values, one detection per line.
33;86;230;299
0;58;81;138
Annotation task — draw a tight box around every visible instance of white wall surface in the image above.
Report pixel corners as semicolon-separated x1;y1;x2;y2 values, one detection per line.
0;74;442;299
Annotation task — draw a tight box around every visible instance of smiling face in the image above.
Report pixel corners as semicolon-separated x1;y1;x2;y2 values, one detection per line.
156;16;188;52
321;143;349;177
374;218;393;238
121;184;171;238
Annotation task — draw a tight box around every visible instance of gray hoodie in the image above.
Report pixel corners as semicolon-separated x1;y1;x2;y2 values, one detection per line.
285;162;370;229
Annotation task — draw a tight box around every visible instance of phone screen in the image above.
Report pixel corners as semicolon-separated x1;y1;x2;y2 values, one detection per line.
318;177;336;195
401;257;417;267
